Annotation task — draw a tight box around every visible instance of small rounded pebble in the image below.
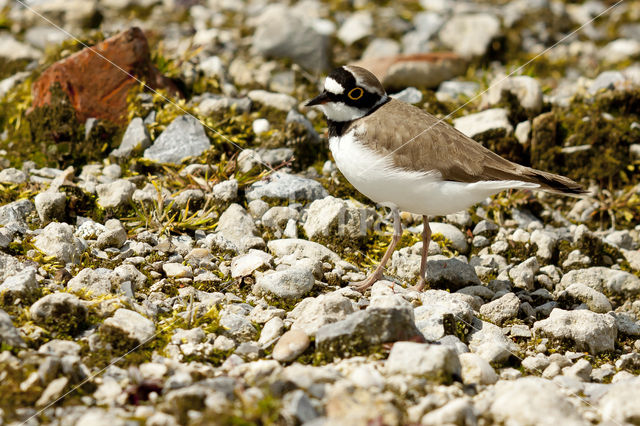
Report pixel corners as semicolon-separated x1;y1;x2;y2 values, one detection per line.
272;329;310;362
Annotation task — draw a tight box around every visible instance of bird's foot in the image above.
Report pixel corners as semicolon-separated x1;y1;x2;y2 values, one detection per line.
350;271;382;293
407;278;427;292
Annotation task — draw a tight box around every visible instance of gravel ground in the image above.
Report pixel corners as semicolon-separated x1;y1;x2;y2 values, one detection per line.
1;0;640;425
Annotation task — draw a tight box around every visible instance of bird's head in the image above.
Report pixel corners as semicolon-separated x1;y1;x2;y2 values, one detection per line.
306;65;388;122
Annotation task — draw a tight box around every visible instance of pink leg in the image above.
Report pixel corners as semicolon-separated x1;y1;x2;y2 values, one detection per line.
410;216;431;292
351;207;402;292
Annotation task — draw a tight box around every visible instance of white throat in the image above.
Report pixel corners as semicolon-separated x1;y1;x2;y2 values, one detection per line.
320;102;367;122
320;96;389;122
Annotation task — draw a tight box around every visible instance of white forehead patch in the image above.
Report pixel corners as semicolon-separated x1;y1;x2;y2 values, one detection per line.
324;77;345;94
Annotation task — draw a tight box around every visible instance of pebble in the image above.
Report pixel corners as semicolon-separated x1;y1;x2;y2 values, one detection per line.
386;342;461;383
459;352;498;385
439;13;501;58
533;308;617;354
96;179;136;208
101;308;156;344
253;263;315;299
143;115;211;164
245;172;328;202
479;292;520;325
272;329;310;362
111;117;151;158
453;108;513;139
34;222;85;264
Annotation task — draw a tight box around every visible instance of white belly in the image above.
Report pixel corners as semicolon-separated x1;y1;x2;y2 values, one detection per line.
329;130;538;216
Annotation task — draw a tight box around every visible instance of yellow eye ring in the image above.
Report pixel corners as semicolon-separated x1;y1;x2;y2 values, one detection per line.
348;87;364;100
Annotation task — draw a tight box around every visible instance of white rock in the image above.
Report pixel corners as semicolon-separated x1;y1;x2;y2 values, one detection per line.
254;263;315;299
439;13;501;58
230;250;273;278
290;291;355;336
96;179;136;208
386;342;461;382
102;308;156;344
453;108;513;139
252;118;270;134
483;75;543;113
337;11;373;45
459;352;498;385
34;222;85;264
533;308;617;354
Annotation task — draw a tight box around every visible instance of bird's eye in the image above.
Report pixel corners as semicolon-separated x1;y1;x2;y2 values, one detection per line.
348;87;364;100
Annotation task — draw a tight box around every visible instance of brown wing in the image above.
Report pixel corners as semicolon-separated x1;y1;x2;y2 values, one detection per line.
349;99;584;194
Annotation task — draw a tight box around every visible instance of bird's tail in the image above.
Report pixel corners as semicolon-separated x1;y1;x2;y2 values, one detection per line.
523;168;587;196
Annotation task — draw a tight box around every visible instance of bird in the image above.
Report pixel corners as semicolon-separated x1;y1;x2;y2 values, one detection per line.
306;65;585;292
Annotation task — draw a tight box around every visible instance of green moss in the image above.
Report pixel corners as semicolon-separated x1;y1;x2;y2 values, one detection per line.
531;89;640;189
0;58;30;80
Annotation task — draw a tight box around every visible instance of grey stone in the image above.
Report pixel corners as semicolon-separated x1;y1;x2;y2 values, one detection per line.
304;196;373;243
533;308;617;354
454;108;513;139
530;229;557;260
479;377;589;426
557;284;612;313
230;250;273;278
216;203;264;252
144;115;211;164
436;80;479;102
386;342;460;382
426;256;481;291
34;222;85;264
0;199;34;232
588;70;626;94
36;377;69;408
389;87;423;104
261;206;299;237
246;172;328;202
219;313;257;342
96;219;127;249
247;90;297;112
286;110;319;143
468;318;518;364
173;189;204;210
252;4;329;72
257;316;284;347
337;11;372;45
0;308;25;347
459;352;498;385
197;95;252;115
483;75;543;114
34;191;66;223
212;179;238;204
420;398;476;426
290;291;355;336
473;219;499;236
604;230;634;250
428;222;468;254
609;312;640;337
480;292;520;325
272;329;310;362
96;179;136;208
0;167;27;184
101;308;156;344
282;389;318;423
111;117;151;158
509;257;539;291
414;290;474;340
559;267;640;298
0;267;37;303
254;263;315;299
0;33;41;61
515;120;531;144
267;238;341;264
598;377;640;425
30;292;87;327
440;13;501;58
316;306;423;356
361;38;400;60
562;358;592;381
68;267;115;296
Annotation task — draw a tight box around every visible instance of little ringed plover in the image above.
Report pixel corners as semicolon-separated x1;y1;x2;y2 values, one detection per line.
306;65;585;292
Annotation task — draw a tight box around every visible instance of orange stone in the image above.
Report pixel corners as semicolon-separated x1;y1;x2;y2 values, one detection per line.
30;27;180;124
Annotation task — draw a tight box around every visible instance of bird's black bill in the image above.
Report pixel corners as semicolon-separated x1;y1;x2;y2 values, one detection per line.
306;92;330;106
